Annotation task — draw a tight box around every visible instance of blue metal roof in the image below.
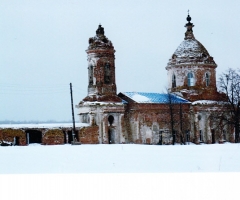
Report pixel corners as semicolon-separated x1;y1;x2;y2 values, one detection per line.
120;92;189;104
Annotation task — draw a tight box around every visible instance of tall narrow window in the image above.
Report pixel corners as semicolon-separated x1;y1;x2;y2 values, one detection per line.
187;72;194;86
199;130;202;141
172;74;176;88
89;66;93;84
104;63;111;84
205;73;210;86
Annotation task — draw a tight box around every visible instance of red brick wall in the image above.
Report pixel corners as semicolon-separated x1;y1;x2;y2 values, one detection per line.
79;126;99;144
42;129;64;145
0;129;27;145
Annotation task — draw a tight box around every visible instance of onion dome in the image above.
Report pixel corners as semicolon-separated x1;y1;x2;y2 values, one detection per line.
88;25;113;50
167;14;216;67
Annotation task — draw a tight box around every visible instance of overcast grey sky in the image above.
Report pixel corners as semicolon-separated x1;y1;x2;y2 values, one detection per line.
1;0;240;121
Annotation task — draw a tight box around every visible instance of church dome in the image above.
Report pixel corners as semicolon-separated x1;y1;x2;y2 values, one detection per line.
167;14;216;67
174;39;210;58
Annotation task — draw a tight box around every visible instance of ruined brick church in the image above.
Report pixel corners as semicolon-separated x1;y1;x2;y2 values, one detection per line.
77;14;234;144
0;14;234;146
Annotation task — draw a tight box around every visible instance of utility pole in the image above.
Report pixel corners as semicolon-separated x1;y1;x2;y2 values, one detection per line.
70;83;76;144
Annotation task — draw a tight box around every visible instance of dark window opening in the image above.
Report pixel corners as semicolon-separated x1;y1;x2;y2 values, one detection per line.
104;63;111;84
199;130;202;141
172;74;176;88
89;66;93;84
108;115;114;126
205;73;210;86
25;130;42;144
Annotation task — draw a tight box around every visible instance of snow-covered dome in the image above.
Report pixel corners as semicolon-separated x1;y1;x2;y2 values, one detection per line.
174;39;210;58
167;14;216;67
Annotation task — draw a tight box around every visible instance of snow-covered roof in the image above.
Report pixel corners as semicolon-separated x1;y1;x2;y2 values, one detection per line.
120;92;190;104
0;123;89;129
192;100;219;105
166;16;216;67
81;101;124;106
174;39;209;58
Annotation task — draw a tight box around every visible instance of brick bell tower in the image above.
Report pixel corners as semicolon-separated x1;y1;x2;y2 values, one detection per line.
83;25;122;102
77;25;126;144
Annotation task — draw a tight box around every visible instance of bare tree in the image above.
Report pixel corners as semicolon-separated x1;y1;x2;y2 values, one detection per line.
218;68;240;143
166;91;175;145
165;90;190;145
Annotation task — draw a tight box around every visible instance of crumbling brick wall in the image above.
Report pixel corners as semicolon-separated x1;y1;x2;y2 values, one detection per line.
122;101;191;144
42;129;64;145
79;126;99;144
0;128;26;145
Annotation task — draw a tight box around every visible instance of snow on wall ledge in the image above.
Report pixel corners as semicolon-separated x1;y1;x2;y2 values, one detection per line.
192;100;220;105
0;123;89;129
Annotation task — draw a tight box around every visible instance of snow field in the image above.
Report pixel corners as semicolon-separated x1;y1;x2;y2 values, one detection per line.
1;143;240;173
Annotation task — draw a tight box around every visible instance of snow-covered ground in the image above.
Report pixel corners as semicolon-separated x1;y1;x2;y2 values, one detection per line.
1;143;240;174
1;143;240;200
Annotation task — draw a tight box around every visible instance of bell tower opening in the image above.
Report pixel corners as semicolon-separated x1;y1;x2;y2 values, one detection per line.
104;63;111;84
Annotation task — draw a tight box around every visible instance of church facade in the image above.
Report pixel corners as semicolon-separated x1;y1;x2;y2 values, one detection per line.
77;14;234;145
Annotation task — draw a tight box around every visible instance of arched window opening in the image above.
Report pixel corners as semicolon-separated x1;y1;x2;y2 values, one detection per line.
89;66;93;84
108;115;114;126
172;74;176;88
205;73;210;86
187;72;194;86
104;63;111;84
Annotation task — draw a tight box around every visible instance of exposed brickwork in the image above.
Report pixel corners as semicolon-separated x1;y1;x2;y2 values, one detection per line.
79;126;99;144
120;98;191;144
0;129;26;145
42;129;64;145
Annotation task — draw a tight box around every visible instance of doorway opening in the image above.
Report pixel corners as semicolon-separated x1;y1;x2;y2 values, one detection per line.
15;136;20;145
25;130;42;144
211;129;215;144
66;130;78;143
108;128;115;144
